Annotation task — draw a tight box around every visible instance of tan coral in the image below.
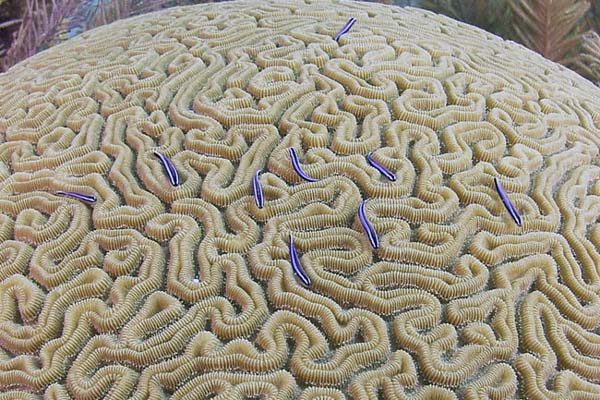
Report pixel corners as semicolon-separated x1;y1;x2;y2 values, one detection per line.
1;0;600;398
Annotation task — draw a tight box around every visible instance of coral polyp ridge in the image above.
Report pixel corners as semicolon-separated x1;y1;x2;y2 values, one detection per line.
0;0;600;398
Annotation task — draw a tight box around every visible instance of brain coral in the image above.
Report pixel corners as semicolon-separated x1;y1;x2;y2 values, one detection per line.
1;0;600;398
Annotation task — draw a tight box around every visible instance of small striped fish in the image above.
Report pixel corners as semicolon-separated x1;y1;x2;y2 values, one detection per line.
289;233;311;286
367;151;396;181
335;17;357;41
359;199;379;248
154;150;180;186
253;169;264;208
56;190;97;203
289;148;318;182
494;177;522;226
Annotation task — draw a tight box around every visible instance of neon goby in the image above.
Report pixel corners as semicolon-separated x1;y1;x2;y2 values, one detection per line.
56;191;97;203
367;151;396;181
253;169;264;208
494;177;522;226
359;199;380;249
289;233;311;286
289;148;318;182
335;17;357;41
153;150;180;186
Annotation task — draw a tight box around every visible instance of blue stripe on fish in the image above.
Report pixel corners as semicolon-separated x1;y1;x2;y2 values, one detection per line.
335;17;357;41
289;233;311;286
253;169;264;208
494;177;522;226
154;150;180;186
367;151;396;181
289;148;318;182
56;190;97;203
359;199;380;249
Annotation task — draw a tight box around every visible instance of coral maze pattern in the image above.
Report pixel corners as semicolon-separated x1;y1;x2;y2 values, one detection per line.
0;0;600;398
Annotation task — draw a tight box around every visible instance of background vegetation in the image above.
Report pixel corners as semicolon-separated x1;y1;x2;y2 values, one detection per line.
0;0;598;85
420;0;600;84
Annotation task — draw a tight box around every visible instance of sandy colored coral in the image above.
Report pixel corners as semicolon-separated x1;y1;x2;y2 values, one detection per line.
0;0;600;398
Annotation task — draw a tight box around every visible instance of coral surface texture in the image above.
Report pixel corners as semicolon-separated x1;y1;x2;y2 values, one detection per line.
1;0;600;398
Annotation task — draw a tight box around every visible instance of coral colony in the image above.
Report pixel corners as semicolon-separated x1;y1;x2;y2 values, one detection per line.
11;1;600;399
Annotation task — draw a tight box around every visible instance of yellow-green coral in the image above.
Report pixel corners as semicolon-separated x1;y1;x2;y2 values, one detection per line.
1;0;600;398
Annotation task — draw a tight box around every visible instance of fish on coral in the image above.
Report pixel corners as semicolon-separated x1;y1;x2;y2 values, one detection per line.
367;151;396;181
289;233;311;286
334;17;356;41
4;1;600;398
358;199;379;249
289;148;318;182
253;169;264;208
494;177;522;226
153;150;180;187
55;190;97;203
